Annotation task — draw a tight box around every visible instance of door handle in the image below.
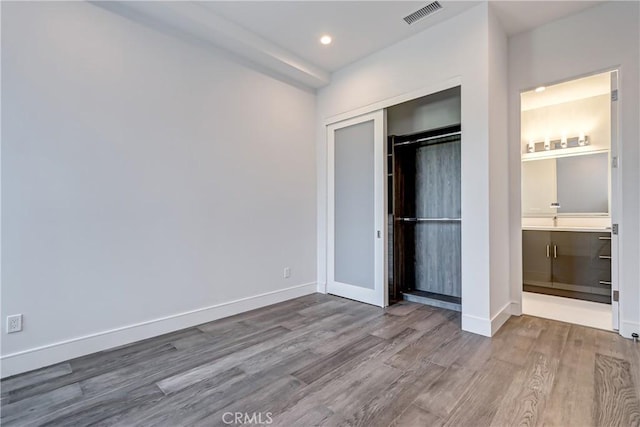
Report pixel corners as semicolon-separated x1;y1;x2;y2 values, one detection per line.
546;245;550;258
377;230;381;239
553;245;557;258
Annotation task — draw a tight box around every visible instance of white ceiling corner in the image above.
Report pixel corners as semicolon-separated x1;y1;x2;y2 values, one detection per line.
490;1;605;37
100;1;331;88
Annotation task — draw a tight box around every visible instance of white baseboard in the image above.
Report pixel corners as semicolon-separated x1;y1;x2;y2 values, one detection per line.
510;301;522;316
491;302;512;335
461;314;491;337
316;282;327;294
620;320;640;339
1;282;316;378
522;292;613;331
461;302;512;338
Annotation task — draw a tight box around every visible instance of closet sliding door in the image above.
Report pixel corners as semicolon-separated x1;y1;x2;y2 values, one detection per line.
327;110;386;307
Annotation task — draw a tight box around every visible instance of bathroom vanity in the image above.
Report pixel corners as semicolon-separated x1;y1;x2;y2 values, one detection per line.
522;227;612;303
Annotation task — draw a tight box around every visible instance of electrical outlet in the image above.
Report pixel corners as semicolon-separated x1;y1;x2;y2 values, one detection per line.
283;267;291;279
7;314;23;333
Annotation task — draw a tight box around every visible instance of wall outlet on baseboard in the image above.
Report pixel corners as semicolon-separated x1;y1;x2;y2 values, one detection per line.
283;267;291;279
7;314;23;333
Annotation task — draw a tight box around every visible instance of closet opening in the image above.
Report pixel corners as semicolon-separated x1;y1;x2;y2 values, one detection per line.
387;87;462;311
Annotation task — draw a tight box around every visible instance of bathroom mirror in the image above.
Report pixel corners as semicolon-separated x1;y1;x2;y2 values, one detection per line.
522;152;609;216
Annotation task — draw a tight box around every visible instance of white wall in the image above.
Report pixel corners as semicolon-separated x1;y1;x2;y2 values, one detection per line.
487;4;510;329
521;94;611;155
317;3;511;336
1;1;317;377
508;1;640;336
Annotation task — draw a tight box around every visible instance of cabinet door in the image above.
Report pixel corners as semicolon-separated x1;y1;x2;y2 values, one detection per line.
551;232;612;296
522;230;552;287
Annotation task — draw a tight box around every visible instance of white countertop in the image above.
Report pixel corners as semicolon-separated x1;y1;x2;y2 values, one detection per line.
522;226;611;233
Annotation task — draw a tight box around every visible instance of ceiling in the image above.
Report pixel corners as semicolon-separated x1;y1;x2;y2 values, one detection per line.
490;1;604;37
201;1;604;72
521;71;611;111
200;1;478;72
103;1;605;89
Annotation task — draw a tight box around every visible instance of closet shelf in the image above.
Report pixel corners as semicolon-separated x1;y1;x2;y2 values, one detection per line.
393;131;461;147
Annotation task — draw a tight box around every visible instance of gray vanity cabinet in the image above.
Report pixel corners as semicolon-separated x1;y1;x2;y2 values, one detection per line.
523;230;612;304
522;230;552;286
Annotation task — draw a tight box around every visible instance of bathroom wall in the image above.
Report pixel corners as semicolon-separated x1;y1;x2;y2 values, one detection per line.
521;93;611;155
520;90;611;226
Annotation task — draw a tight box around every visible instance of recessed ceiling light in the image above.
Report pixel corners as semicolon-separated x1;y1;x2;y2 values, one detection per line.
320;35;332;45
535;86;546;93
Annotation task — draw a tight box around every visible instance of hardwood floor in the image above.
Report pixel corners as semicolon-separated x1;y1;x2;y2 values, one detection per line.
2;294;639;426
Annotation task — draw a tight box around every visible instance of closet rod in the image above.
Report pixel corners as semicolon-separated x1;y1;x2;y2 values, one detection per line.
393;131;461;147
396;217;461;222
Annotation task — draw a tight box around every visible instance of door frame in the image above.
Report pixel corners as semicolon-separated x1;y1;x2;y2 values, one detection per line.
610;69;620;330
326;110;387;307
518;68;622;331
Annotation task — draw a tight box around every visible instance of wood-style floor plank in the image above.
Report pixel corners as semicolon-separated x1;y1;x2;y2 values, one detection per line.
201;375;307;426
384;319;460;370
338;361;446;427
1;294;639;427
443;358;520;427
384;301;422;317
0;363;73;395
0;383;83;425
3;342;178;405
40;383;167;427
412;364;477;419
543;325;598;427
391;404;444;427
490;351;558;427
593;353;640;427
532;318;570;359
292;334;386;384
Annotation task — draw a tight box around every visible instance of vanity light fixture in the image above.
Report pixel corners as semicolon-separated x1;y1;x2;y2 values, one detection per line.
578;131;587;146
320;35;332;45
525;133;589;153
527;140;535;153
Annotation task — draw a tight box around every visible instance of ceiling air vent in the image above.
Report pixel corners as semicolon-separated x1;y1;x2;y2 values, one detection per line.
403;1;443;25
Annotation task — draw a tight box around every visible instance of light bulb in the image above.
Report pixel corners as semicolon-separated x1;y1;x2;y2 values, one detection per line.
544;136;551;151
578;131;586;146
561;134;568;148
320;35;332;45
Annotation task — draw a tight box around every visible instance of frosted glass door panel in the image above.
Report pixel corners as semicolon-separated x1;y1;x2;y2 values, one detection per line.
327;109;385;307
334;121;375;289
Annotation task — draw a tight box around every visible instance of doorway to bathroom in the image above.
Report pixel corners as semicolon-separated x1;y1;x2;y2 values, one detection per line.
520;70;619;331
